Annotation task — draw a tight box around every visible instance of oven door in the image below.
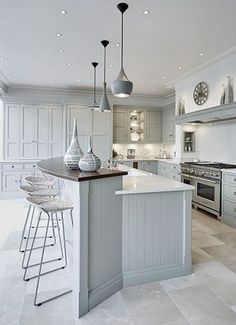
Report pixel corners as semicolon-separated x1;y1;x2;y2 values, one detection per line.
191;176;220;212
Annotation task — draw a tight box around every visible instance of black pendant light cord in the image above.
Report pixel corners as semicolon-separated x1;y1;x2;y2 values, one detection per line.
121;12;123;68
101;40;109;84
92;62;98;104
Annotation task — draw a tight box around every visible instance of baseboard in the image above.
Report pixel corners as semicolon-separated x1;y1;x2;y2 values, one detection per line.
88;273;123;310
123;263;191;287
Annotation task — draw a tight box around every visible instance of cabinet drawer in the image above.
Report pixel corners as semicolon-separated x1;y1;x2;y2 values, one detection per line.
169;163;180;173
169;172;181;182
24;163;38;169
223;184;236;202
223;173;236;185
1;172;21;192
159;162;170;173
2;163;23;170
222;199;236;218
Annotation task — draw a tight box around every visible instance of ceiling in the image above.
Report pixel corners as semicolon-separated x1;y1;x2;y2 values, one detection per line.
0;0;236;96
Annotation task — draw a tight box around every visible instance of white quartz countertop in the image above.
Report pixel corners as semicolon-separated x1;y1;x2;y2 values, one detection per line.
119;157;188;164
116;164;194;195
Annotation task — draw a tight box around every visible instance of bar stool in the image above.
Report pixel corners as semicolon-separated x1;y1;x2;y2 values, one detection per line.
23;196;73;306
25;176;54;188
19;185;59;266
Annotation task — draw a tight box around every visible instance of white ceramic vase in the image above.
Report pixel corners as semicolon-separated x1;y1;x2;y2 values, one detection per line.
225;76;234;104
79;137;101;172
64;118;84;169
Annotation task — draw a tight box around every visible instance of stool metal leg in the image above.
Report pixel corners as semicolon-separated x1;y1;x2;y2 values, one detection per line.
34;211;72;306
19;204;32;252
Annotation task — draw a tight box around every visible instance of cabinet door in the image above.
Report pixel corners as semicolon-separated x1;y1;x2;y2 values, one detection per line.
4;104;20;158
2;172;21;192
21;106;37;158
113;110;128;143
141;162;158;174
92;111;112;162
146;111;161;142
49;106;64;157
67;106;92;153
162;110;175;143
36;107;49;158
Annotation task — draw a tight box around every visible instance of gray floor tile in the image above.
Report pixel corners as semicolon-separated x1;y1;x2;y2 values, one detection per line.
213;232;236;248
202;244;236;263
169;285;236;325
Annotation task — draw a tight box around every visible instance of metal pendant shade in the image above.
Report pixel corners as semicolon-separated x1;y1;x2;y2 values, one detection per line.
111;2;133;98
89;62;100;111
99;40;111;112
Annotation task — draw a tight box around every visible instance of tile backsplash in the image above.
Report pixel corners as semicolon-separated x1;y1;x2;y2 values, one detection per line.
113;143;176;158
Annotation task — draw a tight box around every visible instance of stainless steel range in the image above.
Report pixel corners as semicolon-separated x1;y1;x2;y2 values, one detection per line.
180;162;236;217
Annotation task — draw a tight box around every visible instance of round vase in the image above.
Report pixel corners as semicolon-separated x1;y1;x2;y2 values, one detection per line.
64;118;84;169
79;147;101;172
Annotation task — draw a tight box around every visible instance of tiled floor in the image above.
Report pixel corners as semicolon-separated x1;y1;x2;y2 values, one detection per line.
1;200;236;324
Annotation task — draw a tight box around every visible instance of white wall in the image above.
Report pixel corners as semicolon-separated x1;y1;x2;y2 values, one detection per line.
174;50;236;161
0;99;4;160
196;121;236;163
175;52;236;114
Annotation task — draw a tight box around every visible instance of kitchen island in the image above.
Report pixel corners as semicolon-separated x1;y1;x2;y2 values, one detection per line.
38;157;194;319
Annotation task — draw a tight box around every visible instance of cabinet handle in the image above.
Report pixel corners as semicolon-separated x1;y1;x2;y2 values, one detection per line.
11;165;14;168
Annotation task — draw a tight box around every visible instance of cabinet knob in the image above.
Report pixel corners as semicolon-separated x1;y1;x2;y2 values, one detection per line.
234;208;236;213
11;165;14;168
234;192;236;195
234;178;236;182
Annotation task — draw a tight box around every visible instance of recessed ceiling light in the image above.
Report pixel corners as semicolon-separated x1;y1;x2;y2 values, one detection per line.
49;80;53;84
60;9;67;15
142;88;146;91
116;43;120;47
13;78;17;81
58;49;64;53
178;66;182;70
56;33;62;37
153;89;156;92
109;64;113;67
162;76;166;80
68;63;72;66
77;79;81;82
199;52;204;56
0;56;5;60
143;9;150;15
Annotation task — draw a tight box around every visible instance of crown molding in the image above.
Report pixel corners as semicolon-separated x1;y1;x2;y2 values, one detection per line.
0;69;10;95
1;85;172;107
167;46;236;88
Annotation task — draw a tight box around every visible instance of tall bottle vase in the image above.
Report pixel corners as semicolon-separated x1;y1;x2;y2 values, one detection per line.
225;76;234;104
64;118;84;169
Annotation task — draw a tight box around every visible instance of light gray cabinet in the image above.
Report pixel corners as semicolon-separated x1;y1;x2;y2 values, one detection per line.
162;109;175;143
146;111;161;142
221;172;236;228
4;104;64;159
140;161;158;174
113;110;128;143
158;161;181;181
4;104;21;159
67;105;112;162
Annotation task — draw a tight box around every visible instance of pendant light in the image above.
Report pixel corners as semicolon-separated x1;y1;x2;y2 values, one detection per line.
89;62;99;111
99;40;111;112
111;2;133;98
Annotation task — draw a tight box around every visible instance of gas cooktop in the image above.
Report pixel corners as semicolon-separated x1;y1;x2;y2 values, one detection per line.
182;162;236;169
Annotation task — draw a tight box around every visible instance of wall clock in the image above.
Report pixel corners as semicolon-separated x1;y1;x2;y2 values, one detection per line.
193;81;209;105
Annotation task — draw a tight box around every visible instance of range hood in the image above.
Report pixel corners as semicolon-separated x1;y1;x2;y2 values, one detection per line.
174;102;236;125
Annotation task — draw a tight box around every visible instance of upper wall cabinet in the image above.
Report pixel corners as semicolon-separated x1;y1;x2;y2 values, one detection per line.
4;104;63;159
162;108;175;143
146;111;161;143
113;107;162;144
113;110;128;143
67;105;112;162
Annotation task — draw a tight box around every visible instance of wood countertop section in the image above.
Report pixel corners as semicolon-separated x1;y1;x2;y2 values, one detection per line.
38;157;128;182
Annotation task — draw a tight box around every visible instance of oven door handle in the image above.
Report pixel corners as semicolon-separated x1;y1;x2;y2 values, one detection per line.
189;175;220;184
